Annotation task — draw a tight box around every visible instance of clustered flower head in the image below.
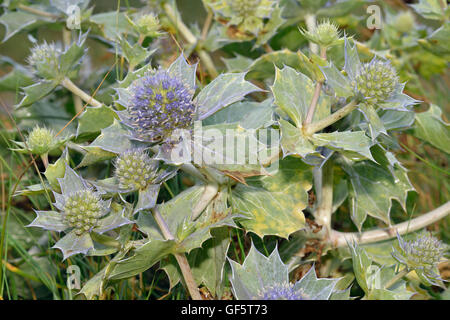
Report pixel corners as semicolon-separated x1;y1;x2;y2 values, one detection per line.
63;189;104;236
230;0;261;16
26;126;55;155
28;165;132;259
27;42;61;78
256;283;309;300
392;233;447;286
126;70;196;142
300;20;342;48
127;13;162;38
352;59;399;105
114;149;158;191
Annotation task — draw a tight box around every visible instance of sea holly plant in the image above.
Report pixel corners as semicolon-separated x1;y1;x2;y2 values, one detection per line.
229;244;344;300
28;165;132;259
1;0;449;301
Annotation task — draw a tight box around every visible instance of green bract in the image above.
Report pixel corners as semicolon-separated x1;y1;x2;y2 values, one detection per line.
28;165;132;259
229;244;344;300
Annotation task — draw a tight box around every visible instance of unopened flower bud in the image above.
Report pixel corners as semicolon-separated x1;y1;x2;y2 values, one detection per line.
63;190;103;236
352;59;399;105
301;20;342;48
27;42;61;79
26;126;55;155
136;13;161;37
114;150;158;190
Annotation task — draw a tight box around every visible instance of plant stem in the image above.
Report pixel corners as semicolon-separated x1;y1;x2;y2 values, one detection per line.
329;201;450;247
18;4;59;19
303;99;358;135
304;14;318;54
191;182;219;220
151;207;202;300
198;50;219;78
61;78;102;107
163;3;218;78
62;28;84;114
40;153;48;169
384;268;409;290
313;160;334;237
201;9;213;41
304;47;327;126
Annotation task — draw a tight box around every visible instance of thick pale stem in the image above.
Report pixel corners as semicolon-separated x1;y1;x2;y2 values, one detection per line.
329;201;450;248
152;208;202;300
163;3;218;78
384;268;409;290
304;14;318;54
61;78;102;107
313;160;334;236
191;183;219;220
40;153;49;169
304;99;358;135
304;47;327;126
18;4;59;19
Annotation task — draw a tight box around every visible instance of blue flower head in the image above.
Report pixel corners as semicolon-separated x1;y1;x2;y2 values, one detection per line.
126;70;196;142
257;283;309;300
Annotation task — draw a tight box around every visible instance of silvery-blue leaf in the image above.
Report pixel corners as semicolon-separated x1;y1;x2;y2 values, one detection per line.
115;87;133;108
168;53;197;92
28;210;67;232
85;119;133;154
195;72;262;120
95;208;133;234
379;110;415;131
57;164;87;195
320;62;353;98
52;191;65;210
343;37;362;81
358;103;387;139
293;266;340;300
229;243;288;300
379;90;421;111
134;184;160;214
53;231;94;260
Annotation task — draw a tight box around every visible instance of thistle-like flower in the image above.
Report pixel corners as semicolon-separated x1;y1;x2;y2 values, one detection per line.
26;126;56;155
114;149;159;191
27;42;61;79
229;244;343;300
392;233;447;286
126;13;162;38
352;60;399;105
28;165;132;259
257;283;310;300
300;20;342;48
121;70;196;142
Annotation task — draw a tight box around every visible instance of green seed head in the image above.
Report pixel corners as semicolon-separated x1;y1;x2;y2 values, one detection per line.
27;42;61;78
136;13;161;37
63;190;102;236
114;150;158;191
27;126;54;155
353;60;399;105
301;20;341;48
393;11;415;34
